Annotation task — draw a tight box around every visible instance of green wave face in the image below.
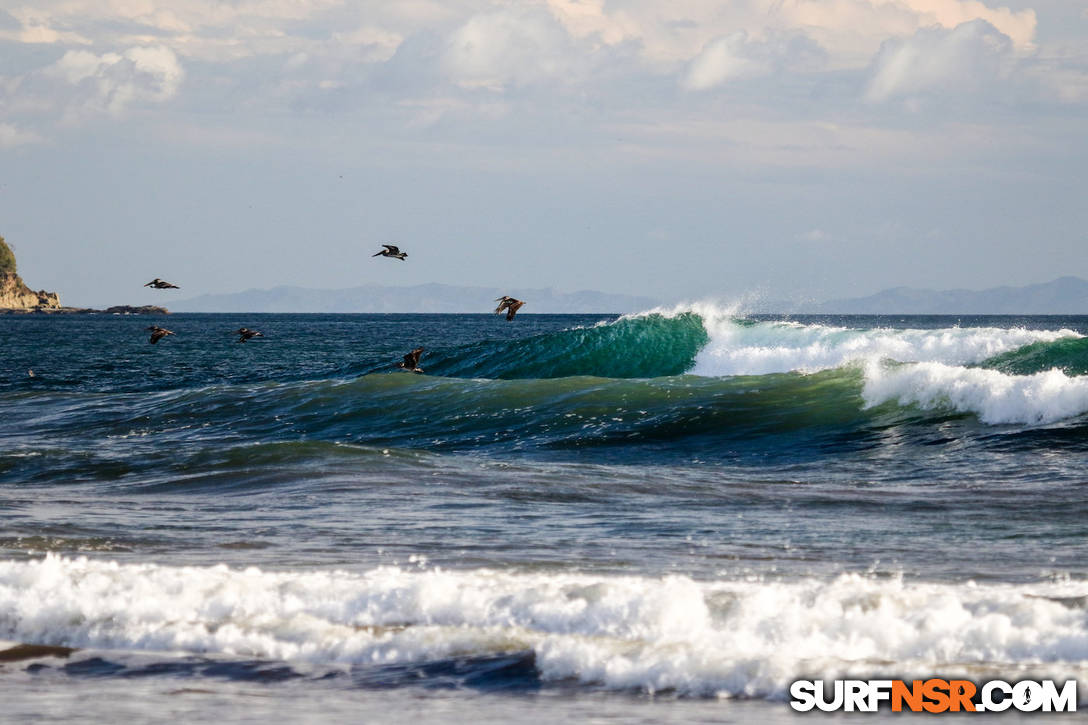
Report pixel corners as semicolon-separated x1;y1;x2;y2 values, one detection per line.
426;312;710;379
978;337;1088;376
0;365;925;482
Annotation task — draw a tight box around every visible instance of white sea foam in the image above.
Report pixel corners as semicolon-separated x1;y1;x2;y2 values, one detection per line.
863;361;1088;425
2;556;1087;699
698;316;1075;378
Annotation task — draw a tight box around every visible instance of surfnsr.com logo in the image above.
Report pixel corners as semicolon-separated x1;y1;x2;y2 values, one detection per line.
790;679;1077;713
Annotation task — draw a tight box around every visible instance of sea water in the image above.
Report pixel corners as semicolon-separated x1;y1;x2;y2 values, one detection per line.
1;310;1086;722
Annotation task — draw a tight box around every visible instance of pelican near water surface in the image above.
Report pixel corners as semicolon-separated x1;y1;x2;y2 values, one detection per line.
494;296;525;321
146;326;175;344
236;327;264;343
397;347;425;373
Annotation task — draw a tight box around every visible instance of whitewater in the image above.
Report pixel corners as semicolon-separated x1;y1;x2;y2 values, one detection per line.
3;555;1088;701
2;309;1088;723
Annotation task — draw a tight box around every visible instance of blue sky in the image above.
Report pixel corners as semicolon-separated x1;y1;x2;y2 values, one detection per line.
1;0;1086;307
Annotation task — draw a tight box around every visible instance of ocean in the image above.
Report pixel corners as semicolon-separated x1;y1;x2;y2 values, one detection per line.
1;309;1086;722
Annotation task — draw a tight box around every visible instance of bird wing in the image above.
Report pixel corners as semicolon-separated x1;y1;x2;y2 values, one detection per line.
403;347;424;367
150;330;165;343
506;300;524;320
383;244;400;254
495;299;511;313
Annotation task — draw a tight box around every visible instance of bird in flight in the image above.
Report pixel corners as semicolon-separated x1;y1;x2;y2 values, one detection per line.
144;278;180;289
372;244;407;260
235;327;264;343
397;347;425;373
146;326;175;344
494;296;525;321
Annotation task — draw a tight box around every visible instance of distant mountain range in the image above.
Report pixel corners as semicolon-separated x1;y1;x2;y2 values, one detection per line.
171;277;1088;315
803;276;1088;314
171;283;659;314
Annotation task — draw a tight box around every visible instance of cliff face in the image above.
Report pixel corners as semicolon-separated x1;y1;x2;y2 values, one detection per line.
0;236;61;310
0;274;61;309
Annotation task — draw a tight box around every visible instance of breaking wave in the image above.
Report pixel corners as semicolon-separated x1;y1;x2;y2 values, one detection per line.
5;306;1088;485
1;556;1086;699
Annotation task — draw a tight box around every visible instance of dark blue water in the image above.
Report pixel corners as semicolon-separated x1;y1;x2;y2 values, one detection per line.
2;311;1087;722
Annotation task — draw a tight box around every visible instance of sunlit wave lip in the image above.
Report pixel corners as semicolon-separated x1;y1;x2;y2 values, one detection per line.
2;555;1087;700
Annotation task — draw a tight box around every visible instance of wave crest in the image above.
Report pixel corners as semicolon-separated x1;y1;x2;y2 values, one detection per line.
863;361;1088;425
421;303;1079;382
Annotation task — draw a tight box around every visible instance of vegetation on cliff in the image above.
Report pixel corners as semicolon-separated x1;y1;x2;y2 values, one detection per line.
0;235;16;276
0;233;61;310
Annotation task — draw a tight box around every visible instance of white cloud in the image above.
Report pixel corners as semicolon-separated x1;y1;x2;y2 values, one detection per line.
682;30;827;90
783;0;1036;53
541;0;1037;69
42;45;184;116
0;0;1076;145
884;0;1036;49
545;0;639;46
0;122;43;147
683;32;765;91
0;0;1046;108
865;19;1013;102
13;23;91;45
442;7;572;90
0;0;1041;67
330;25;403;63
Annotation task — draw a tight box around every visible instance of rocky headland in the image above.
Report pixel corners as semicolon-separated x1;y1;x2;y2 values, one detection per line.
0;236;167;315
0;236;60;310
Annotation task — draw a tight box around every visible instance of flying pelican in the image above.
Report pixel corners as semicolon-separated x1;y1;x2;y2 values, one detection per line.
397;347;425;373
146;326;175;344
144;278;180;289
372;244;407;260
235;327;264;343
494;296;525;321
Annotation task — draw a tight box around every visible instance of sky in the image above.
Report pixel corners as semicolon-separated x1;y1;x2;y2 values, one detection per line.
1;0;1087;308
